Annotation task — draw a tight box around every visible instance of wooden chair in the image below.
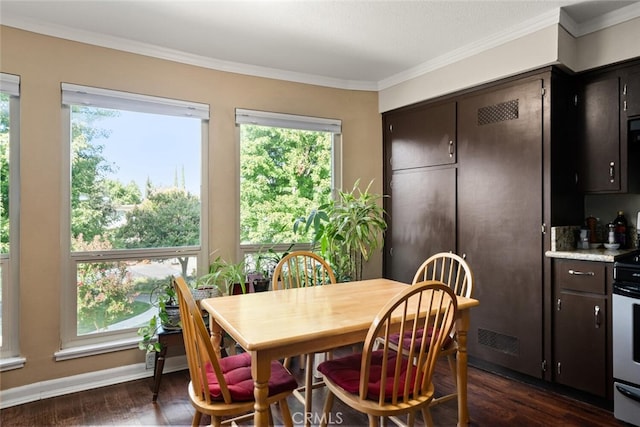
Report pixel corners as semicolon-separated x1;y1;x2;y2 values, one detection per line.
173;276;297;427
375;251;473;407
271;250;337;422
318;280;458;427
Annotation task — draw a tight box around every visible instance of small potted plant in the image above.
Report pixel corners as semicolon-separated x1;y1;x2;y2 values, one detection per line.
137;276;181;353
197;256;248;295
250;244;294;292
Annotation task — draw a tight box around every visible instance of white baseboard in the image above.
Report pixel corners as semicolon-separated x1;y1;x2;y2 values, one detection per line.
0;355;187;409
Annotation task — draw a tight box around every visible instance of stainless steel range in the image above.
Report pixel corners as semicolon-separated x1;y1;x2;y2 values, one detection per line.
613;251;640;426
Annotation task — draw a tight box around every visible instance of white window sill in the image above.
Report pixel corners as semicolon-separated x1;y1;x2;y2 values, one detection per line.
54;337;140;361
0;356;26;372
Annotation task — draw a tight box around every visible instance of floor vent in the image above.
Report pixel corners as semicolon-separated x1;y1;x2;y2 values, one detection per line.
477;99;519;125
478;328;519;356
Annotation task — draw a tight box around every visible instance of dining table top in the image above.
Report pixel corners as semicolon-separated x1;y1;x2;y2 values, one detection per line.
200;278;479;356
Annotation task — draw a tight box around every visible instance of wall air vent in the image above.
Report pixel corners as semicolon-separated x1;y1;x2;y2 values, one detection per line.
477;99;519;125
478;328;519;356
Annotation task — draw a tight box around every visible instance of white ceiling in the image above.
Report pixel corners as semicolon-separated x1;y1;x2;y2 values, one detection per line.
2;0;640;90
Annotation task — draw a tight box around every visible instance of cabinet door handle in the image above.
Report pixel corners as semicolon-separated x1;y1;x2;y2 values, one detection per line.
609;161;615;183
557;298;561;311
448;140;454;158
568;269;595;276
557;362;562;375
594;305;601;328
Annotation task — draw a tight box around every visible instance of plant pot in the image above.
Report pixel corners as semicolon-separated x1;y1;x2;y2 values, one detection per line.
253;278;270;292
161;304;181;330
230;283;246;295
191;288;210;301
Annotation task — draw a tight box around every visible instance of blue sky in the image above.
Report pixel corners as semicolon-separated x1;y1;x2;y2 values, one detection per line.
94;110;201;197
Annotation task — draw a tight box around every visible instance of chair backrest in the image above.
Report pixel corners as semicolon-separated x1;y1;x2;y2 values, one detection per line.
271;250;337;290
174;276;233;404
362;280;457;406
412;252;473;298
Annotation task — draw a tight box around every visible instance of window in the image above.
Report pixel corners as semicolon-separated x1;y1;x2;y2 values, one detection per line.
0;73;21;369
236;109;341;261
59;84;209;356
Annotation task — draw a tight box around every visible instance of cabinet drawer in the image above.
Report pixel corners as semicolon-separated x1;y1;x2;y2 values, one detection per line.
554;260;606;294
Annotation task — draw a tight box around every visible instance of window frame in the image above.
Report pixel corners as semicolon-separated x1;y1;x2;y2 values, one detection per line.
0;73;23;370
235;108;342;259
58;84;209;357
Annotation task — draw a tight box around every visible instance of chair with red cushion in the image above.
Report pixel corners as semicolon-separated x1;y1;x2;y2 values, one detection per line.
173;276;297;427
375;252;473;408
271;250;337;423
318;280;458;427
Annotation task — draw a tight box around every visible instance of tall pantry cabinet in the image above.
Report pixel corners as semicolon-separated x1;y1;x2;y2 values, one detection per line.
383;68;582;379
383;101;457;285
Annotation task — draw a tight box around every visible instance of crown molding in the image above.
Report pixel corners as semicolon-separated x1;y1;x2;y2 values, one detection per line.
3;3;640;93
1;16;379;91
561;1;640;37
377;8;562;90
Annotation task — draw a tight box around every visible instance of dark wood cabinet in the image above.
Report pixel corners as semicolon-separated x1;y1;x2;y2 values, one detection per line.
383;67;582;384
579;61;640;193
386;101;456;170
553;259;612;398
385;167;456;284
383;102;457;284
623;69;640;117
457;78;545;378
579;76;621;192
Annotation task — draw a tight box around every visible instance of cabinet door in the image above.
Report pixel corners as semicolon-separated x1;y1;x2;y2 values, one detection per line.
623;69;640;117
385;167;456;284
554;291;607;397
580;77;621;192
387;102;456;170
458;78;544;378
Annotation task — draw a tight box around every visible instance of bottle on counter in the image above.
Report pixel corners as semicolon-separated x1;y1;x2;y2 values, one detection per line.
613;210;628;248
608;223;616;244
586;215;598;243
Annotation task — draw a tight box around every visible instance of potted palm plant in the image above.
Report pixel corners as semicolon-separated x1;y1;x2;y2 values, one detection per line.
294;179;387;281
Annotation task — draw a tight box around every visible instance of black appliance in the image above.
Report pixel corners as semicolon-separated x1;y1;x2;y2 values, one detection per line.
613;251;640;426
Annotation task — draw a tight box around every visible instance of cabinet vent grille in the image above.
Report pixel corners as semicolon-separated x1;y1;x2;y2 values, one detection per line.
477;99;519;125
477;328;519;356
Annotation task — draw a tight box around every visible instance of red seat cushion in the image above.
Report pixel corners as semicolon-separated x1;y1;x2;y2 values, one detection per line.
205;352;298;401
317;350;420;400
388;327;453;352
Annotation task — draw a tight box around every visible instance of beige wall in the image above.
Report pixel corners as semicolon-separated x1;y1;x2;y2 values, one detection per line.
0;26;381;390
574;16;640;71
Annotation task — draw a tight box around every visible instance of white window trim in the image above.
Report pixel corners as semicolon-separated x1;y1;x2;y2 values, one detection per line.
60;84;210;355
235;108;341;133
236;108;342;256
62;83;209;119
1;73;21;365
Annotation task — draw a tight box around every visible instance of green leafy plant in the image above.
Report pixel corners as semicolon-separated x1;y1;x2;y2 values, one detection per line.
253;243;294;279
294;179;387;281
196;256;248;295
137;276;179;353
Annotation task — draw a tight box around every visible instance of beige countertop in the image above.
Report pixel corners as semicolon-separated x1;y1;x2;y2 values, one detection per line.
545;248;638;262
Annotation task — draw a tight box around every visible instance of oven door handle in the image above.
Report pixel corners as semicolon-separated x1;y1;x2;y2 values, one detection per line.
616;384;640;403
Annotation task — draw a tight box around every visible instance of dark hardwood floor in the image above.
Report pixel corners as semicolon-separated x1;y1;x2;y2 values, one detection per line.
1;350;627;426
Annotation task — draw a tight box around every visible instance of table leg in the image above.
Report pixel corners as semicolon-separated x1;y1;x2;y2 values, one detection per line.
151;345;168;402
251;352;271;427
209;316;223;360
456;309;471;426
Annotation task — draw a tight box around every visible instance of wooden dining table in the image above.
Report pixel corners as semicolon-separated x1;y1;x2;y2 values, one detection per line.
200;278;479;426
